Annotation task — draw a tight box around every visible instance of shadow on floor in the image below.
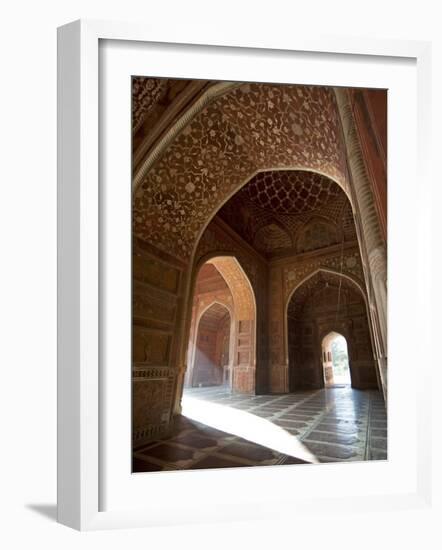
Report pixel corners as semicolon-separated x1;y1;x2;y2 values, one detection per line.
25;504;57;522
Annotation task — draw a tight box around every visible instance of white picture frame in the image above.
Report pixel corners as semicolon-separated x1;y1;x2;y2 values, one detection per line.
57;19;433;531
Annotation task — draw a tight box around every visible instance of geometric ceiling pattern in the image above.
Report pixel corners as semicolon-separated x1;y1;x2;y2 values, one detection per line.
218;170;357;257
239;170;342;214
133;80;349;260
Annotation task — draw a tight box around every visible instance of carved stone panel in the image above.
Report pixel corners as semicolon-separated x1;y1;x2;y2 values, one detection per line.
132;366;176;443
133;253;180;294
133;327;171;366
133;282;177;325
233;366;256;394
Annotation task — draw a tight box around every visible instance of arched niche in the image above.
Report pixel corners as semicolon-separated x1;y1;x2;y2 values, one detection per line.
253;220;293;254
295;216;340;254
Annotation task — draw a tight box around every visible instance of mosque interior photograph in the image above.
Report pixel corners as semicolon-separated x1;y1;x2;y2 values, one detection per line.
131;78;387;472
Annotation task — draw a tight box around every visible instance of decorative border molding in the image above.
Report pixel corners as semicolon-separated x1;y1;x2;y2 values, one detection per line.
132;365;177;444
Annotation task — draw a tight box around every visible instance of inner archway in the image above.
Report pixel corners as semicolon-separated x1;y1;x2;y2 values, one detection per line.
287;270;378;391
185;256;256;394
192;302;231;388
322;331;351;387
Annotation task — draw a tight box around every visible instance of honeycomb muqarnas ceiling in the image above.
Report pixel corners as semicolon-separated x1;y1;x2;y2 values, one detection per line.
133;79;349;261
239;170;341;214
218;170;357;257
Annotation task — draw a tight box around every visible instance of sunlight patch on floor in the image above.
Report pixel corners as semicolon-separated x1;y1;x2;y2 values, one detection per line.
181;395;318;464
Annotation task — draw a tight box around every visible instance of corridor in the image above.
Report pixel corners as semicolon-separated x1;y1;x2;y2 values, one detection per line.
133;387;387;472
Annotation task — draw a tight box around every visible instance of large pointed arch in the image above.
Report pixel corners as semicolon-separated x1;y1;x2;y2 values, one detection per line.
284;268;370;369
133;82;351;261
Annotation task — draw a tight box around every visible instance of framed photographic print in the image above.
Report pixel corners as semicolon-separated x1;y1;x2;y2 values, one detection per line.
57;19;432;530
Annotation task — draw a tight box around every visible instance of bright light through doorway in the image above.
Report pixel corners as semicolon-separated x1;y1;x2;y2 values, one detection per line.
329;333;351;386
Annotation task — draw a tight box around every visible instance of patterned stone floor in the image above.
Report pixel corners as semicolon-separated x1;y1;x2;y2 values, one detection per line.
133;386;387;473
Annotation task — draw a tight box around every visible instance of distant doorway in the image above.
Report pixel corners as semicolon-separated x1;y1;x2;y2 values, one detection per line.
322;332;351;387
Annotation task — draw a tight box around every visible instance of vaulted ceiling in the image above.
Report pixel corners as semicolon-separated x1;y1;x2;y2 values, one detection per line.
217;170;357;258
194;263;229;295
199;302;230;332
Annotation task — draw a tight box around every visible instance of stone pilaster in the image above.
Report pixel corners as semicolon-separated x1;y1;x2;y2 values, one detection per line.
334;88;388;400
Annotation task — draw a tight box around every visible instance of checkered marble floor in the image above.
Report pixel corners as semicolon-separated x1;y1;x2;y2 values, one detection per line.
133;386;387;473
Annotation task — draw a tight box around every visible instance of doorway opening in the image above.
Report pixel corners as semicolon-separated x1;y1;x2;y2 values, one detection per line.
322;331;351;387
